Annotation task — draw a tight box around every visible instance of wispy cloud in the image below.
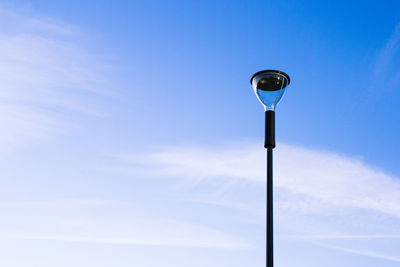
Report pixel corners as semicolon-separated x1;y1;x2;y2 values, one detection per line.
373;23;400;75
373;21;400;88
124;143;400;218
116;142;400;261
0;199;251;249
0;7;112;152
310;241;400;263
293;234;400;240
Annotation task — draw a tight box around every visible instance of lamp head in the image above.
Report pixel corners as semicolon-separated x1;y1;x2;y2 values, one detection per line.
250;70;290;111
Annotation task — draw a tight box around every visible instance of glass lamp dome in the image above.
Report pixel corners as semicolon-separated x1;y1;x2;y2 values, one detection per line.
250;70;290;111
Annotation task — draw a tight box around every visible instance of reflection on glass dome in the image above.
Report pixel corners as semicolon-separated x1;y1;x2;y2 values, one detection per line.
251;70;290;111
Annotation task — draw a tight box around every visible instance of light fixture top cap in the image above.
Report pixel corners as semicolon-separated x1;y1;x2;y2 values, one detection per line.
250;70;291;85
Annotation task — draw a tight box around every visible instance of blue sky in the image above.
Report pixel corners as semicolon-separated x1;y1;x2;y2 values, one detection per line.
0;1;400;266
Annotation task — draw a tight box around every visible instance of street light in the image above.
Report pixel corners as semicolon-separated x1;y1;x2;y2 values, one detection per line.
250;70;290;267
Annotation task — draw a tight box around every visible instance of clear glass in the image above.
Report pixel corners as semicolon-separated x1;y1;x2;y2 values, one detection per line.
252;72;288;110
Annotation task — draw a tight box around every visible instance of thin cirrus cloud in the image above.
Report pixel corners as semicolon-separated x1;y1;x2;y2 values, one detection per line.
133;143;400;218
118;142;400;261
0;7;111;152
373;21;400;88
0;199;252;249
309;240;400;263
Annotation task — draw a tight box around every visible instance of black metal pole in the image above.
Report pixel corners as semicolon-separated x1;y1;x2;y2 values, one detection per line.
266;147;273;267
265;110;275;267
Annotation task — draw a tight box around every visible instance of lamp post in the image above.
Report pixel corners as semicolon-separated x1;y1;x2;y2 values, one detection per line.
250;70;290;267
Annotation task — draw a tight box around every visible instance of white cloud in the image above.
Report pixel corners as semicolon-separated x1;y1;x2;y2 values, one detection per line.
310;241;400;263
126;143;400;218
0;199;251;249
373;21;400;88
0;7;111;152
373;23;400;77
118;142;400;261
